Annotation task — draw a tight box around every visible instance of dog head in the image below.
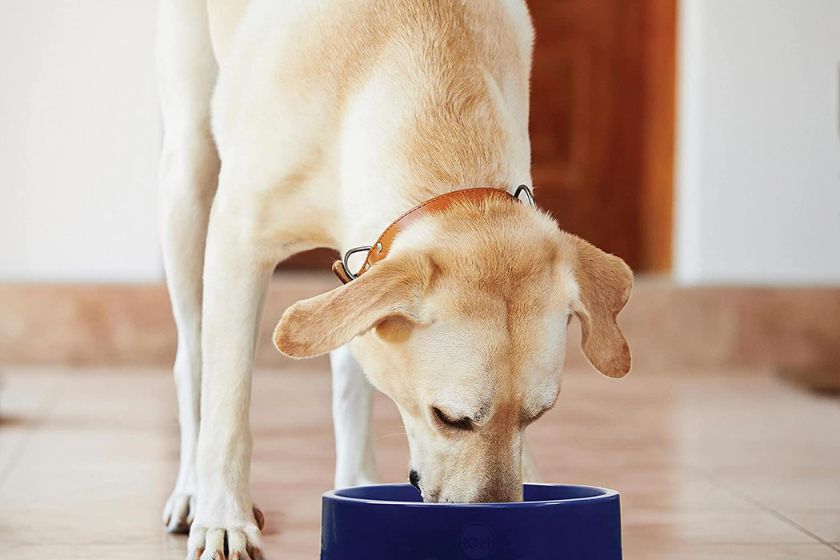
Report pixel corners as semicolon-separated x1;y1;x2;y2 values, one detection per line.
274;198;632;502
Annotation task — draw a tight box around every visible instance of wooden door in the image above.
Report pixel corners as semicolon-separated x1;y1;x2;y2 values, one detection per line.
283;0;676;272
529;0;675;271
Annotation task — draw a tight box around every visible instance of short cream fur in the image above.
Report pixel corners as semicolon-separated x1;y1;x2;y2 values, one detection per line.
157;1;632;558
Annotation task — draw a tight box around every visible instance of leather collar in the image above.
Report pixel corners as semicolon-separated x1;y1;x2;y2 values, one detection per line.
332;185;534;284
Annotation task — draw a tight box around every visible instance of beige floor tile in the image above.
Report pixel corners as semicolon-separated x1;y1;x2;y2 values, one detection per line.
626;542;840;560
1;367;838;559
622;508;817;544
711;473;840;511
783;510;840;544
0;369;65;479
7;543;185;560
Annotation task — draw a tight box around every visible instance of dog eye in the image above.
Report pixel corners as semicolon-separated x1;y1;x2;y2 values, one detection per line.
432;407;473;431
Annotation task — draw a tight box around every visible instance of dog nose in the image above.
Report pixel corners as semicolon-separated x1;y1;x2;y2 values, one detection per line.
409;469;421;491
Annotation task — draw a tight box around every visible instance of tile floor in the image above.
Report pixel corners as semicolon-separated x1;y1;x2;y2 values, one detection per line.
0;366;838;559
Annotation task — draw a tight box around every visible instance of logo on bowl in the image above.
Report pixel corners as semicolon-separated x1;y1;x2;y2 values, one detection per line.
460;524;495;559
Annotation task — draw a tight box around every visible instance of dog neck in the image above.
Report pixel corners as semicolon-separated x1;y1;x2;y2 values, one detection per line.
333;186;535;283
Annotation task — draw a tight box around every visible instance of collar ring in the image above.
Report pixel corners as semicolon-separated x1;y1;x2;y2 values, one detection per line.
339;245;372;282
513;184;535;207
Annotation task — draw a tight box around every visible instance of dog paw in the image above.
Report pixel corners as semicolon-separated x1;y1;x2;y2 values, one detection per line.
163;489;195;534
187;505;265;560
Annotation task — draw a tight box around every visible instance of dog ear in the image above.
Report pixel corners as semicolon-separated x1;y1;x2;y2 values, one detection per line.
568;235;633;378
273;257;425;358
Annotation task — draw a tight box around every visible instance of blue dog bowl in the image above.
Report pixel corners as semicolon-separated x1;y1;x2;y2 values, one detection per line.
321;483;622;560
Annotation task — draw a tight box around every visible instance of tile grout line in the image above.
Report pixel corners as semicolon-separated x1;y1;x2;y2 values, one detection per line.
696;470;840;556
0;375;64;492
758;507;840;556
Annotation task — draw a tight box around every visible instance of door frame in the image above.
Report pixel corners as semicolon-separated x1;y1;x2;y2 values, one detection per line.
639;0;677;272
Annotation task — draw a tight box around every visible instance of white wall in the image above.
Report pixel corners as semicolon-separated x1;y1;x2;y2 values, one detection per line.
676;0;840;284
0;1;162;282
2;1;839;284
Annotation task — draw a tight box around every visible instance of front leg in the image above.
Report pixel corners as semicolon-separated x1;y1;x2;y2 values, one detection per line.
188;208;274;560
330;345;380;488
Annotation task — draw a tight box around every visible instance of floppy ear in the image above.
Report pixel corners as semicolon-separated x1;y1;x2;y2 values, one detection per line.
569;235;634;378
273;258;424;358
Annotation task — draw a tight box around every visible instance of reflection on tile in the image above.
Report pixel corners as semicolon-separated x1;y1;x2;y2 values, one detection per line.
0;369;64;479
1;367;839;559
623;508;814;544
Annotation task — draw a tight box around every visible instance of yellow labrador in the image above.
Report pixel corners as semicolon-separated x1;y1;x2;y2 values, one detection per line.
157;0;632;557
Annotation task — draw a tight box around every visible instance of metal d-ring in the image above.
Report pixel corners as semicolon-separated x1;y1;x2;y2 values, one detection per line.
513;184;536;207
340;245;373;281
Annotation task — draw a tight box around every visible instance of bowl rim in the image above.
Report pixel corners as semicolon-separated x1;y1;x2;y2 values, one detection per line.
323;483;619;508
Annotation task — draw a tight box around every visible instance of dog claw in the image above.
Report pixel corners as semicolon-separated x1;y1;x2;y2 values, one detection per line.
253;506;265;531
188;508;262;559
164;490;194;534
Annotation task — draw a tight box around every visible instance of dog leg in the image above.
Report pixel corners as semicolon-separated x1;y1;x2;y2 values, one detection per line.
157;0;219;535
330;345;380;488
187;193;276;560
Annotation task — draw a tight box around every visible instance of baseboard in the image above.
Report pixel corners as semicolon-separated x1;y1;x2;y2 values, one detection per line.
2;275;839;378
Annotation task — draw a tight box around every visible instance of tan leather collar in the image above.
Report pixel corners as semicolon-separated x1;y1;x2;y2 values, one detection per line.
333;185;534;284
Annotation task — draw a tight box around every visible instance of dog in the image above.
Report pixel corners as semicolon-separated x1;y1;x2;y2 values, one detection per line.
157;0;633;557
